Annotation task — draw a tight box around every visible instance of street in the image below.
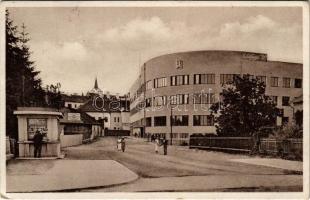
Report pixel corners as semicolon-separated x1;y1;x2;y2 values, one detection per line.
62;137;302;192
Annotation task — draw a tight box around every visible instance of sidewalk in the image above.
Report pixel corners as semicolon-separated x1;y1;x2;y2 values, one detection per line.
84;174;302;192
230;158;303;172
6;160;138;192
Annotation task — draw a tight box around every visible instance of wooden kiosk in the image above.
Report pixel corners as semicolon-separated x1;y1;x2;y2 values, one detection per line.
14;107;63;158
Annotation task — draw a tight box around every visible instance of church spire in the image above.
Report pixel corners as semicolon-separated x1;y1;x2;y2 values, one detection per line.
94;77;98;89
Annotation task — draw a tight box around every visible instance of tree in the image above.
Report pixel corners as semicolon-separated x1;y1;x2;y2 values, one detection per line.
210;74;279;137
6;10;45;139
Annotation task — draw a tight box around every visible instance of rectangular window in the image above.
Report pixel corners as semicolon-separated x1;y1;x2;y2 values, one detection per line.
193;93;215;104
256;76;267;84
295;78;302;88
193;115;214;126
145;117;152;127
170;94;189;105
194;74;215;84
283;77;291;88
154;116;166;126
171;75;190;86
282;96;290;106
220;74;239;84
171;115;189;126
145;98;152;107
146;80;153;90
153;96;166;106
243;74;254;80
278;109;284;117
270;96;278;105
180;133;189;139
282;117;289;125
154;77;167;88
27;118;48;140
270;77;279;87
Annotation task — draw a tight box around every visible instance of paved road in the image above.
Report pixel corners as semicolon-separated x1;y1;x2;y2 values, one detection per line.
63;137;302;192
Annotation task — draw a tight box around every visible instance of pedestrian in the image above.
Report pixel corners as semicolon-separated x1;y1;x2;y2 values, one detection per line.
121;137;126;152
163;139;168;155
33;130;43;158
117;137;122;151
155;137;160;154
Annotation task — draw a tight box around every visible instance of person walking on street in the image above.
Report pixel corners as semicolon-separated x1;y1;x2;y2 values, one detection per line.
163;139;168;155
117;137;122;151
33;130;43;158
155;137;160;154
121;137;126;152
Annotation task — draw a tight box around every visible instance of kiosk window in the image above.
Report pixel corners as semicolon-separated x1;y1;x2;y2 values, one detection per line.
27;118;47;140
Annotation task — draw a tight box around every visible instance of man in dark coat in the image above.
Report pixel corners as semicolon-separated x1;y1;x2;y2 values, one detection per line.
163;139;168;155
33;130;43;158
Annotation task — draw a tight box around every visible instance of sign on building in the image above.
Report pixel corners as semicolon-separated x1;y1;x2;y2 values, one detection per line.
68;113;81;121
176;59;184;69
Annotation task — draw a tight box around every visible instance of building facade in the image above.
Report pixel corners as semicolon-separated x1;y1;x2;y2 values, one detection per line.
129;51;303;144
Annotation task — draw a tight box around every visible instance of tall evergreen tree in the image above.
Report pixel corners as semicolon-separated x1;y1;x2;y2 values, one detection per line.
6;10;45;139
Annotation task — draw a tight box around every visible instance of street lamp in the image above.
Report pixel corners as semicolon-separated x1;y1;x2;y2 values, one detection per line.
169;98;177;145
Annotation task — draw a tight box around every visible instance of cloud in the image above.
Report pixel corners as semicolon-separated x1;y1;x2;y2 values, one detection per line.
220;15;277;36
32;41;88;61
103;17;172;42
214;15;302;62
27;14;303;95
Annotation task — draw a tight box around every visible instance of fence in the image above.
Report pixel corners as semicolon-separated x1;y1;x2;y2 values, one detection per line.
189;137;254;152
105;130;130;137
189;136;303;159
260;138;303;159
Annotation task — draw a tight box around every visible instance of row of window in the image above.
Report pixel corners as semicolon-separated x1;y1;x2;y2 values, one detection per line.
269;96;290;106
145;93;215;107
145;74;302;89
145;115;215;127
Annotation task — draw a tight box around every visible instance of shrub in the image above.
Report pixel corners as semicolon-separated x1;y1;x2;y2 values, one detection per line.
272;124;302;139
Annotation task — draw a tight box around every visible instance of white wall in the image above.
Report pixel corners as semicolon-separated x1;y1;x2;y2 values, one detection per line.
65;102;84;109
60;134;83;147
86;112;111;129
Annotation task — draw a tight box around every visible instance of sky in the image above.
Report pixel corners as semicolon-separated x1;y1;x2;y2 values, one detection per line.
8;6;303;95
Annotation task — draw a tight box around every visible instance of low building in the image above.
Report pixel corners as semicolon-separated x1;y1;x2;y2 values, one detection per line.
78;94;130;133
59;107;102;147
14;107;63;158
62;94;89;109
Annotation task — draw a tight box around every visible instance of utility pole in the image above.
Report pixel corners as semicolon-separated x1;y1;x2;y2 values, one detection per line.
170;103;173;145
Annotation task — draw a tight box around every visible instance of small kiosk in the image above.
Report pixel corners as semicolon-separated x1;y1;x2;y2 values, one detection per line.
14;107;63;158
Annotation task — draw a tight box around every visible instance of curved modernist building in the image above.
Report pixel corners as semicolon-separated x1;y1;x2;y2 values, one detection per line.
129;51;302;144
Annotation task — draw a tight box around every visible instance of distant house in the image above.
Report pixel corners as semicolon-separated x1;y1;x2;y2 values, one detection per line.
59;107;102;147
62;94;89;109
62;77;130;136
78;94;130;132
